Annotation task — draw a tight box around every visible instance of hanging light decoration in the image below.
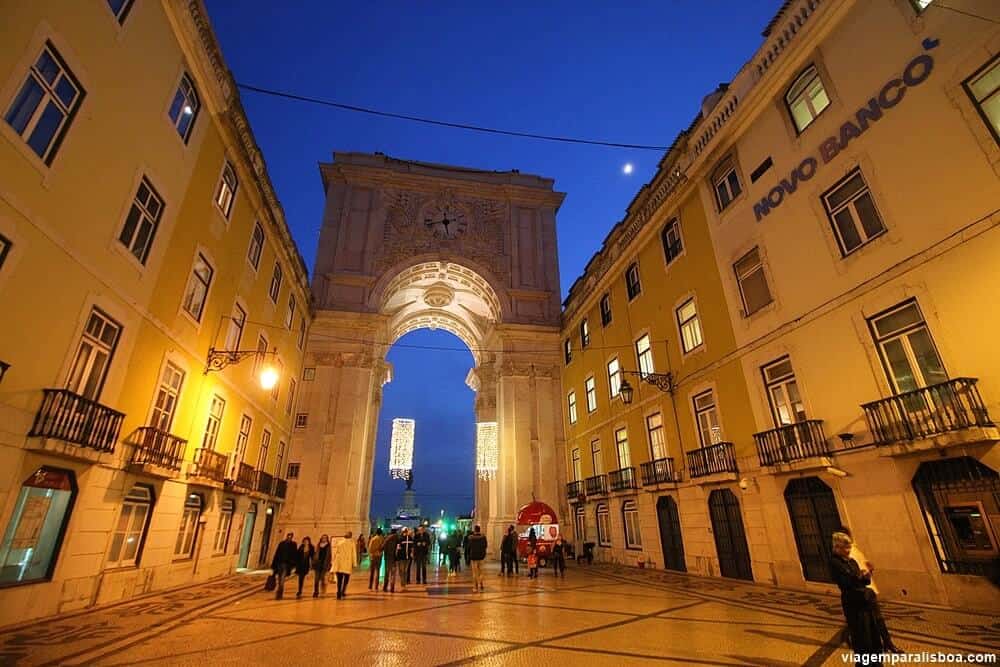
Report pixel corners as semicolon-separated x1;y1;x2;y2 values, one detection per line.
476;421;498;480
389;418;415;480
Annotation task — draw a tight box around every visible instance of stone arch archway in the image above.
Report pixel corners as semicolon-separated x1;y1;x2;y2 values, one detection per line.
285;153;567;550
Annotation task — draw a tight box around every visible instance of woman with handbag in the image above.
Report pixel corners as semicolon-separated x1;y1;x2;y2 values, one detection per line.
313;535;332;598
294;536;315;599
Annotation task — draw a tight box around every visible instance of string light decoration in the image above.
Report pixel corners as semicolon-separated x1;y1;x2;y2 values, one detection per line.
389;418;415;480
476;421;498;480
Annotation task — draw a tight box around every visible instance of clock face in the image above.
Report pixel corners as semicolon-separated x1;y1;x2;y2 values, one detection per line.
423;203;468;239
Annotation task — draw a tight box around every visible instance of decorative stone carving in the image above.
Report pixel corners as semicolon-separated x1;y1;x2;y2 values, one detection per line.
422;282;455;308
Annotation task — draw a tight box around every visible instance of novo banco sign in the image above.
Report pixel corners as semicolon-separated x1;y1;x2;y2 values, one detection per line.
753;38;940;222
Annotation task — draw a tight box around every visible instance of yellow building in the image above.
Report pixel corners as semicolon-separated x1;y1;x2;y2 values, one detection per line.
0;0;310;624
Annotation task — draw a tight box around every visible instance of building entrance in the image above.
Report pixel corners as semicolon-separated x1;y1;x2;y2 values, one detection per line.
708;488;753;580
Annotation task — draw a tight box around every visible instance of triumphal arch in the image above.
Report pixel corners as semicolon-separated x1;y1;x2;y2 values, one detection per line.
285;153;568;547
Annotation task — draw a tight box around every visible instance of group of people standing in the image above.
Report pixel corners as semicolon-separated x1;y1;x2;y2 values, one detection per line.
365;524;433;592
270;531;357;600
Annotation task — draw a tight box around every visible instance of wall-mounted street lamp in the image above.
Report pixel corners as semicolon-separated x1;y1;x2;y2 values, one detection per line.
618;370;674;406
204;346;280;390
0;360;10;384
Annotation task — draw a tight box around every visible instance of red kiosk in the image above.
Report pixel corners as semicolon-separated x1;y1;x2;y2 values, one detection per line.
515;500;560;566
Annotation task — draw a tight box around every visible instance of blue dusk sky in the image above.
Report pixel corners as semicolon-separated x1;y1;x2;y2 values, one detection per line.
206;1;783;519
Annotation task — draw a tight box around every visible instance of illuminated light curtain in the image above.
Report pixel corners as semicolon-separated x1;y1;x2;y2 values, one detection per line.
389;418;414;480
476;421;498;480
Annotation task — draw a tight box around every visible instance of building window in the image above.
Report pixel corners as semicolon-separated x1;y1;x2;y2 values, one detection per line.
258;430;271;471
585;376;597;413
0;467;77;585
276;442;286;480
271;360;283;401
785;65;831;133
150;362;184;432
286;379;296;415
563;339;572;365
233;414;252;473
215;161;238;219
625;263;642;300
623;499;642;549
66;309;122;401
247;222;264;270
635;334;654;377
268;263;283;303
302;367;316;381
647;412;666;460
213;498;235;555
286;296;296;330
173;492;202;558
167;73;199;143
964;55;1000;145
763;357;807;427
107;485;153;568
661;219;683;264
869;300;947;394
574;506;586;543
711;156;743;211
607;358;621;398
253;335;268;375
223;304;246;352
0;232;11;272
295;413;308;429
571;448;582;481
287;462;301;479
182;253;213;322
600;293;612;326
614;427;630;469
596;504;611;546
298;316;307;350
118;177;164;264
580;319;590;348
677;298;703;353
693;390;722;447
107;0;135;23
4;43;85;165
911;0;934;12
822;169;886;256
567;391;578;425
734;247;772;316
202;395;225;451
590;439;603;475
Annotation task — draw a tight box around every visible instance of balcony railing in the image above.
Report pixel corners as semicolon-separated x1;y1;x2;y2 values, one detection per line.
862;378;994;446
29;388;124;453
255;470;274;495
191;448;227;482
273;477;287;499
129;427;185;470
754;420;829;466
686;442;738;478
640;458;679;485
585;474;608;497
608;467;637;491
230;461;256;489
566;480;585;500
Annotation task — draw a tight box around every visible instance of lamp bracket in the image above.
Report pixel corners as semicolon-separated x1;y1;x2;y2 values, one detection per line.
624;370;674;394
205;347;275;374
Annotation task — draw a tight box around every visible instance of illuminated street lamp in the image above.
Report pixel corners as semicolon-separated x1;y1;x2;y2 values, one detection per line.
204;346;280;390
618;370;674;406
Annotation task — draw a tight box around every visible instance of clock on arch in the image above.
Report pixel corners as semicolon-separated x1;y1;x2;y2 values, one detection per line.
423;202;469;239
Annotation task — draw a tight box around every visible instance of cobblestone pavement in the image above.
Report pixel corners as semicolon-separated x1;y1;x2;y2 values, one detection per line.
0;562;996;666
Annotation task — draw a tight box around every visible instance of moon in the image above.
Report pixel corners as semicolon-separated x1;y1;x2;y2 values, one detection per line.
623;163;634;175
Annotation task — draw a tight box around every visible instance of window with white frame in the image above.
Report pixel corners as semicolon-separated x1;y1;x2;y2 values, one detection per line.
258;430;271;471
623;499;642;549
287;462;301;479
646;412;666;460
571;447;582;481
215;161;238;218
607;358;622;398
286;379;296;415
869;300;948;394
150;362;184;432
564;339;572;364
302;367;316;381
734;247;772;316
225;303;246;351
167;73;199;143
964;55;1000;145
567;391;578;424
693;390;722;447
268;263;283;303
625;263;642;300
212;498;234;554
596;504;611;546
711;156;743;210
0;232;11;272
107;0;135;23
182;253;213;321
614;427;631;469
298;316;307;350
253;335;268;374
762;357;808;427
585;376;597;412
118;177;164;264
107;485;152;568
276;442;286;480
232;414;251;474
66;309;121;401
661;219;683;264
294;413;308;429
822;169;886;256
575;506;586;542
590;439;603;475
4;42;85;165
580;318;590;348
201;395;225;450
286;295;296;329
635;334;654;377
785;65;831;133
600;293;612;326
173;493;202;557
247;222;264;270
677;298;703;353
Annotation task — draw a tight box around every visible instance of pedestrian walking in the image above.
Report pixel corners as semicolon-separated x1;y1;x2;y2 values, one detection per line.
356;533;366;564
334;530;357;599
500;526;516;577
527;547;539;579
395;528;411;591
840;526;901;653
551;535;566;577
528;526;537;552
270;532;297;600
438;531;448;566
382;529;400;592
446;531;461;576
510;524;520;575
368;529;384;591
467;524;488;592
414;525;431;584
314;534;332;597
294;537;315;598
463;530;472;567
831;531;884;657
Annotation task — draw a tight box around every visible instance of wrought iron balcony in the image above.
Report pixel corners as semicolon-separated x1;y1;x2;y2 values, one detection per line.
129;427;185;470
29;388;124;453
273;477;288;499
190;448;227;482
584;474;608;497
255;470;274;495
754;420;829;466
862;378;994;446
608;467;638;491
229;461;256;490
640;458;679;485
566;480;586;500
686;442;738;478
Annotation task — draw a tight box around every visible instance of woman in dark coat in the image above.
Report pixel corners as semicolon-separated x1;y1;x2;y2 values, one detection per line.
295;536;315;599
831;532;884;657
313;535;332;598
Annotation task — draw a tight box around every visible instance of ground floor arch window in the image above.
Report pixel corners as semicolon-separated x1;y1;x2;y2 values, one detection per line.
0;467;77;585
174;492;203;558
213;498;235;554
107;484;154;569
574;505;586;543
596;503;611;546
784;476;842;583
622;499;642;549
